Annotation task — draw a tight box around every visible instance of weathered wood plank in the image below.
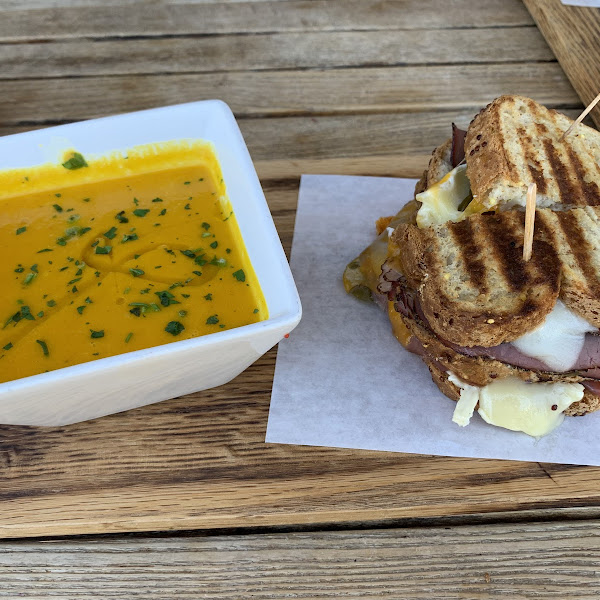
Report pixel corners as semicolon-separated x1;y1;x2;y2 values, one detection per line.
524;0;600;128
0;28;554;79
0;64;580;123
0;0;534;41
0;109;585;182
0;521;599;598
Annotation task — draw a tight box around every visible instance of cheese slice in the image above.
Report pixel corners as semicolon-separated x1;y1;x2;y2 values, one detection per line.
449;374;584;437
511;300;597;371
416;164;471;227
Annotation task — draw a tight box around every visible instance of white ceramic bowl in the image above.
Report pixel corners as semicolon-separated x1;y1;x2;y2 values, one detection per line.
0;100;301;426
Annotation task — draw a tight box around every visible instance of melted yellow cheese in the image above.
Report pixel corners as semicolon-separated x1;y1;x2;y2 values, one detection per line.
0;141;267;383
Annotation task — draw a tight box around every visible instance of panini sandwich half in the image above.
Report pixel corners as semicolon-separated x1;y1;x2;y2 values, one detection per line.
345;95;600;437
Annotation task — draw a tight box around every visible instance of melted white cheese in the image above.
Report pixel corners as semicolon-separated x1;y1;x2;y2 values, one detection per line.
416;164;471;228
511;300;597;371
449;374;584;437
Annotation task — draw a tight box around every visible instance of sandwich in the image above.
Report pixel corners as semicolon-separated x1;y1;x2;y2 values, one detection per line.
344;95;600;437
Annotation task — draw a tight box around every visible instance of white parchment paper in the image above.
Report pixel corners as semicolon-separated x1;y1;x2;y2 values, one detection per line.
266;174;600;465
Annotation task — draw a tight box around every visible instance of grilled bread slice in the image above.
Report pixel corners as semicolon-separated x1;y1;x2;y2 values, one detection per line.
391;209;562;347
465;95;600;211
392;206;600;347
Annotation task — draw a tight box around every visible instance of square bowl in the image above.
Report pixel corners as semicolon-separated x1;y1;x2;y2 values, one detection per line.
0;100;301;426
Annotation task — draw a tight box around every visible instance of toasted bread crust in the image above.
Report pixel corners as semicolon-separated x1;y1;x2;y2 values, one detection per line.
425;357;600;417
466;95;600;210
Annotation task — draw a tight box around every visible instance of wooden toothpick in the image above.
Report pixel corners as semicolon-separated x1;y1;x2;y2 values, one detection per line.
523;182;537;262
560;91;600;141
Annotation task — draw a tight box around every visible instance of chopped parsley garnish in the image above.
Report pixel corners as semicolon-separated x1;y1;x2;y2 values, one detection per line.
152;197;163;203
95;245;112;255
194;255;207;266
204;293;212;301
90;329;104;339
36;339;49;356
47;300;56;307
181;293;190;298
184;181;190;185
37;311;44;318
23;272;37;285
16;227;26;235
155;290;179;307
53;204;63;212
62;152;88;170
223;211;233;221
115;211;129;223
210;241;218;249
202;222;210;230
14;267;24;273
104;226;117;239
233;269;246;282
180;250;196;258
201;232;212;238
3;343;13;351
206;315;219;325
76;306;86;315
68;277;82;285
133;198;139;206
133;209;150;217
253;308;259;314
67;214;80;223
55;193;61;198
178;310;187;317
37;248;52;253
210;257;227;267
125;332;133;343
82;197;91;202
184;204;191;210
192;270;202;276
159;208;167;216
129;268;145;277
165;321;185;336
21;306;34;320
121;233;138;243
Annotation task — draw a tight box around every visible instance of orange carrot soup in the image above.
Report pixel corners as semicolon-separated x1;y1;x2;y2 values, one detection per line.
0;141;267;383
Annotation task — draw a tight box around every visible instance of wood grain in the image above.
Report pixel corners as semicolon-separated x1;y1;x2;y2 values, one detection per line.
1;521;600;599
0;28;554;79
0;63;580;124
525;0;600;127
0;0;534;41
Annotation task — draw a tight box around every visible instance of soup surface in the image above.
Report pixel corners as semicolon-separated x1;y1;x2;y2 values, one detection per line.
0;141;267;383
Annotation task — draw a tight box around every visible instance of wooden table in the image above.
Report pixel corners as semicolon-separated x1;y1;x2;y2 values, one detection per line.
1;0;600;597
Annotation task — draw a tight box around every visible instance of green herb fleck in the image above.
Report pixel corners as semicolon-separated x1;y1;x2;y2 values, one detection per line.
16;227;26;235
253;308;259;314
133;209;150;217
23;272;37;285
37;311;44;318
47;300;56;307
180;250;196;259
115;211;129;223
159;208;167;216
210;241;218;249
104;226;117;239
36;339;49;356
233;269;246;282
121;233;138;243
55;193;61;198
204;293;212;301
184;203;191;210
178;310;187;317
14;267;24;273
67;214;80;223
90;329;104;339
3;343;13;351
37;248;52;253
82;197;90;202
165;321;185;336
125;332;133;343
85;297;92;303
53;204;63;212
152;197;163;203
77;306;85;315
202;222;210;230
95;245;112;255
201;232;212;238
192;270;202;276
62;152;88;170
206;315;219;325
210;257;227;267
129;268;145;277
133;198;139;206
68;277;82;285
155;290;179;307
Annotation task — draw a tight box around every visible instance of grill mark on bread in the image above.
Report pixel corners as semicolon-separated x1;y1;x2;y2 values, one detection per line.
517;127;548;194
566;146;600;206
542;138;580;205
555;210;600;296
448;219;488;293
482;212;531;292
